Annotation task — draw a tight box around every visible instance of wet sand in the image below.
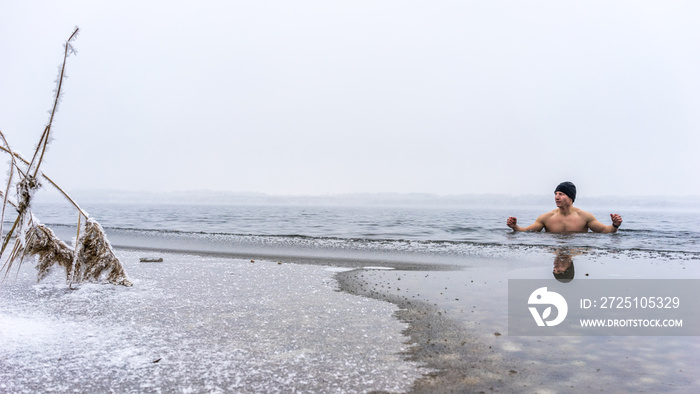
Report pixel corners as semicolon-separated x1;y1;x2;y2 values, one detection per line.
337;250;700;393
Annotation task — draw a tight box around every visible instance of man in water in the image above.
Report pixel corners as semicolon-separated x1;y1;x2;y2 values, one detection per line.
507;181;622;233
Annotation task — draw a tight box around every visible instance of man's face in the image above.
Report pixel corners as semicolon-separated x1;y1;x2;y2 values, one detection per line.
554;191;572;207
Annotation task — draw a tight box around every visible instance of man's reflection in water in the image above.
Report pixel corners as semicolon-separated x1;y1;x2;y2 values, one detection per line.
552;248;581;283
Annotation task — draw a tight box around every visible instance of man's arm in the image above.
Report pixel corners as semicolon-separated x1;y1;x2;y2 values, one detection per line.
507;215;546;232
587;213;622;233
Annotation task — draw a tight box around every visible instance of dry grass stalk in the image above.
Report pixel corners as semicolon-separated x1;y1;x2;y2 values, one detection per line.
0;145;89;218
0;132;19;240
0;27;132;287
73;219;132;286
28;27;79;178
23;222;75;282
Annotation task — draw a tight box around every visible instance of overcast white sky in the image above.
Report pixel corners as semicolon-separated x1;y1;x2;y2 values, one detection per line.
1;1;698;198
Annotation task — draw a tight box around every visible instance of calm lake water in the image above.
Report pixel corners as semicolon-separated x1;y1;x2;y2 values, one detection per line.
26;201;700;263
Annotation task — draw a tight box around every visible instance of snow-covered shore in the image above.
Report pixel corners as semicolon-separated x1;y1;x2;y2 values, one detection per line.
0;250;423;393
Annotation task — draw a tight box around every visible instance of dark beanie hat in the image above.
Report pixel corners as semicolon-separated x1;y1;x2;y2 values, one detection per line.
553;262;575;283
555;181;576;202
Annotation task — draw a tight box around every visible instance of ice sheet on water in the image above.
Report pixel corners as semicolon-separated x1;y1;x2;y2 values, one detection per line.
0;250;424;393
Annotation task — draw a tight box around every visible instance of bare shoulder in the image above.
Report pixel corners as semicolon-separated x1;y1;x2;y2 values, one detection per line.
575;208;597;221
537;210;557;222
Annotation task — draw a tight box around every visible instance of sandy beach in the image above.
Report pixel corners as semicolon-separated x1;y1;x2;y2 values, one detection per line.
2;245;699;393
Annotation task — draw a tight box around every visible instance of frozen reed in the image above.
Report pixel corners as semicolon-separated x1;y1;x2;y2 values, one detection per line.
0;27;131;287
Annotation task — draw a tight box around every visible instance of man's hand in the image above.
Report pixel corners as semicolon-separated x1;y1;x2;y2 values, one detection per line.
507;217;518;230
610;213;622;228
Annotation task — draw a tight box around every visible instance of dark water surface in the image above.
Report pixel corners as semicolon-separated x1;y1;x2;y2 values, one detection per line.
29;202;700;259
